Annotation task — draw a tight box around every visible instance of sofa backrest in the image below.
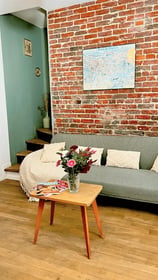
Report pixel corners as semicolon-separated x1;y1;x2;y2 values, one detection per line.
53;133;158;170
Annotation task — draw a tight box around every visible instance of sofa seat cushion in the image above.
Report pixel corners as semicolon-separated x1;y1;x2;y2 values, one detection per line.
78;166;158;204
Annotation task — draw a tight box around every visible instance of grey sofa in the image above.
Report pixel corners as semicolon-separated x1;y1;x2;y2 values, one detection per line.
53;133;158;204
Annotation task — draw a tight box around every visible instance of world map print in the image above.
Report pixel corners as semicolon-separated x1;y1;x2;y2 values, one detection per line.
83;44;135;90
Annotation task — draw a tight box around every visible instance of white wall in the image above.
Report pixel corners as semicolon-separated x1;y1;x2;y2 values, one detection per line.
0;30;11;180
0;0;95;15
0;0;39;15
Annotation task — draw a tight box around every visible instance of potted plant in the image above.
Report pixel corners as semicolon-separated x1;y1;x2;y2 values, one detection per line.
38;93;50;128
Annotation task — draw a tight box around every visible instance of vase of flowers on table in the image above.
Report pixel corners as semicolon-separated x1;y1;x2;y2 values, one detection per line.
56;145;96;193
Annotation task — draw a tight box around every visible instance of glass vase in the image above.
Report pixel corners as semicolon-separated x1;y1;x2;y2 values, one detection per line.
67;173;80;193
43;112;50;128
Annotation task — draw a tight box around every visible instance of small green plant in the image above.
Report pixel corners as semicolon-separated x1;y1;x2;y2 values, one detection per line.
37;93;49;117
37;105;46;118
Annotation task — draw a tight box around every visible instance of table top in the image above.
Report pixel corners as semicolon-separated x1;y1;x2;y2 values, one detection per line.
30;182;103;207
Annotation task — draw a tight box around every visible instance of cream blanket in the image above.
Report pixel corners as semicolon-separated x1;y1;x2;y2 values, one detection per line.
19;149;66;200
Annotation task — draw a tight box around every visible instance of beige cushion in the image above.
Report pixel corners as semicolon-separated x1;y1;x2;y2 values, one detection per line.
40;142;65;162
106;149;140;169
151;156;158;172
78;146;104;166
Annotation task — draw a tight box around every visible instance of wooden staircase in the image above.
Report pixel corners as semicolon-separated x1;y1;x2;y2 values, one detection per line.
5;128;52;173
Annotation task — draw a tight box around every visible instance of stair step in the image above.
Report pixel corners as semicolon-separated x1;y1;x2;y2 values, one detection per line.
36;128;52;142
5;128;52;176
16;150;32;163
36;128;52;135
16;150;32;156
26;138;49;151
5;164;20;173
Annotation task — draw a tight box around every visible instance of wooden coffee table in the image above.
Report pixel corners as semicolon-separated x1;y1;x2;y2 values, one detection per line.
30;182;103;259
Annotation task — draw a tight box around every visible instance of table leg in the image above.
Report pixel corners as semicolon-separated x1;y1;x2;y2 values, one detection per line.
80;206;91;259
33;199;45;244
92;200;104;238
50;201;55;225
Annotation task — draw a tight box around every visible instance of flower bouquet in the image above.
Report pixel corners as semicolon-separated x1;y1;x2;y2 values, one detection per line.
56;145;96;192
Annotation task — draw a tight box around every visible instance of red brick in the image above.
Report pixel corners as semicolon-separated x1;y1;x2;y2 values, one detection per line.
138;126;149;131
88;4;102;11
48;0;158;136
74;7;87;14
135;115;151;120
81;11;95;18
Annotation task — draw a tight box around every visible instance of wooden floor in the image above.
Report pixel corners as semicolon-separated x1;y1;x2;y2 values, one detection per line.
0;179;158;280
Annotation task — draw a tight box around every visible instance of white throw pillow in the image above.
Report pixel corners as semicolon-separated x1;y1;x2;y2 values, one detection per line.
78;146;104;166
151;156;158;172
106;149;140;170
40;142;65;162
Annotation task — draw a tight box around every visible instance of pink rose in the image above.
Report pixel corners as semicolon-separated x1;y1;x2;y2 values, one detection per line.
67;159;76;168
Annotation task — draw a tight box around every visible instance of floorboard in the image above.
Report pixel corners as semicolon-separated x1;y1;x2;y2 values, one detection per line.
0;179;157;280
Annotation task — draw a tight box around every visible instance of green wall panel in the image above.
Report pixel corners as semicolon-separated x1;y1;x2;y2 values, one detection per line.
0;15;49;164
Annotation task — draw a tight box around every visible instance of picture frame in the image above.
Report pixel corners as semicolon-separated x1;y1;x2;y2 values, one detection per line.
83;44;135;90
24;39;32;56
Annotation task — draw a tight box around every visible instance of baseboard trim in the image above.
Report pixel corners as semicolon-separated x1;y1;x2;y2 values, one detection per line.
5;172;20;180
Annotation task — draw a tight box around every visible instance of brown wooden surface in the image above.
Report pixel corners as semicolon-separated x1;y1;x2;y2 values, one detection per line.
36;128;52;135
0;179;158;280
26;138;49;145
30;183;103;207
16;150;32;157
4;163;20;172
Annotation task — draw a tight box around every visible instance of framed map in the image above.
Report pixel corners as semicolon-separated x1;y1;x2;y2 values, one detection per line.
83;44;135;90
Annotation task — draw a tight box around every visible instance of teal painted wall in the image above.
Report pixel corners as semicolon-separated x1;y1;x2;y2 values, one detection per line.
0;15;50;164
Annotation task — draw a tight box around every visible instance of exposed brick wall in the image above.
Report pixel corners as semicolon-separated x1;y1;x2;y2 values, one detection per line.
48;0;158;136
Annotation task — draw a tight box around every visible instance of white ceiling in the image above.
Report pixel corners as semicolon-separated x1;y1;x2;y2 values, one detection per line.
0;0;95;28
12;8;47;28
